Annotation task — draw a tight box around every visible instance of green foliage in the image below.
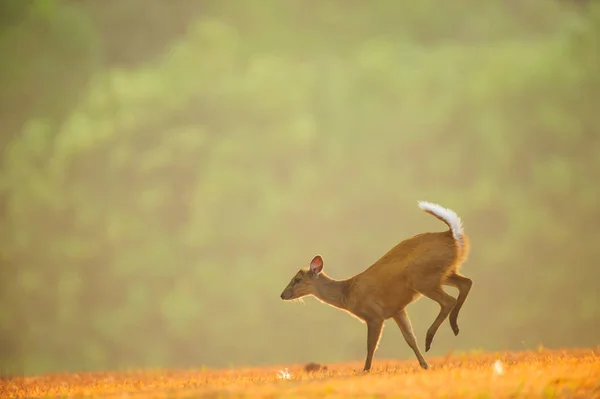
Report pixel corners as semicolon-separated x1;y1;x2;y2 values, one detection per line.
1;0;599;375
0;0;98;150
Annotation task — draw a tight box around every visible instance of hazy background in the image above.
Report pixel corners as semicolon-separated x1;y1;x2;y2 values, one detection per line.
1;0;599;376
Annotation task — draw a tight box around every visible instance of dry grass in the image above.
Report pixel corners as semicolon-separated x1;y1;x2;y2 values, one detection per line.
2;348;599;398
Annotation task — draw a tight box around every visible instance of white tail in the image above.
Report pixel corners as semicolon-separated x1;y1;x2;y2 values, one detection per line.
417;201;464;246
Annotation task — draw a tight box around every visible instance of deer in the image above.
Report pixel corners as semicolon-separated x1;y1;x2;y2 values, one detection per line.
279;201;472;372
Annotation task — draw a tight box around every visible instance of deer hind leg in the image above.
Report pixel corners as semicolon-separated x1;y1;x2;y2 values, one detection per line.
393;309;429;369
414;285;457;352
443;273;473;336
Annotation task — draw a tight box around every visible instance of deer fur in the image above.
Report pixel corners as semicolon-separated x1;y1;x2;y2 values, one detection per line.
280;201;472;372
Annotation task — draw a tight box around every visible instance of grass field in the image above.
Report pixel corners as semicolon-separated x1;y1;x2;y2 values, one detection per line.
3;348;599;398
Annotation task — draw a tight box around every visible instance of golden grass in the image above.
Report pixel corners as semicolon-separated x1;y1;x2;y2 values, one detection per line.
2;348;599;398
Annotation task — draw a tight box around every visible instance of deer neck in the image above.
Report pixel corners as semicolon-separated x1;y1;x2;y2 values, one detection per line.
313;273;349;310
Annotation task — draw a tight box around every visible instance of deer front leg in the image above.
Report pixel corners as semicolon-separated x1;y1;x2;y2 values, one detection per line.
393;309;429;369
363;320;384;372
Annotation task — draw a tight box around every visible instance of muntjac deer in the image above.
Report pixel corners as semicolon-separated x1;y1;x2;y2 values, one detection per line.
280;201;472;372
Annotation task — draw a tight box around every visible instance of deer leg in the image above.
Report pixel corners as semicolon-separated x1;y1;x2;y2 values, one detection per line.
393;309;429;369
363;320;384;372
415;286;457;352
443;273;473;336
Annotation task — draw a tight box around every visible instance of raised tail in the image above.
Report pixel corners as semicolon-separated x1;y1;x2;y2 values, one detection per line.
417;201;465;248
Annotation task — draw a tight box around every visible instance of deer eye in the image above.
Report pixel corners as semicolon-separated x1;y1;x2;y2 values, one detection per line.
293;278;302;285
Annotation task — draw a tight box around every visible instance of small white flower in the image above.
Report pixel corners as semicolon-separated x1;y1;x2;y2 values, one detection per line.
493;359;504;375
277;368;291;380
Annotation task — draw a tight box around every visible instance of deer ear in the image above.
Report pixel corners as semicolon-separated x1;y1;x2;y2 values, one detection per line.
310;255;323;275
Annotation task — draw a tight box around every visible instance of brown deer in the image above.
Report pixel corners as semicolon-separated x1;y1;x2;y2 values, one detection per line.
280;201;472;372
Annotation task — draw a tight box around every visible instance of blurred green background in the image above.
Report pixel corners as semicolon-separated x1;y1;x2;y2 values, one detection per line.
1;0;599;376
